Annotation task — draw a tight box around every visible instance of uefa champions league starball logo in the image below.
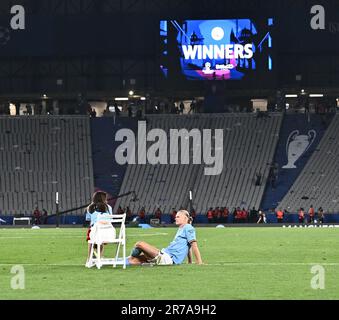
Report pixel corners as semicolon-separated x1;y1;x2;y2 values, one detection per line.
211;27;224;41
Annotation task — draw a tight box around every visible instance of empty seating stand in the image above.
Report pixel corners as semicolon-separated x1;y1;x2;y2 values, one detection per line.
0;116;94;217
279;114;339;213
115;113;283;215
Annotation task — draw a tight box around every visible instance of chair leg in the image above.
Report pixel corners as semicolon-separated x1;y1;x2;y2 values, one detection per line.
113;243;120;268
123;241;126;269
88;243;94;267
97;243;101;269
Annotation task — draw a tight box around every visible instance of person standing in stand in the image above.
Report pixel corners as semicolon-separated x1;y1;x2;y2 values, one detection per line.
308;205;315;224
298;208;305;224
276;208;284;223
33;207;41;225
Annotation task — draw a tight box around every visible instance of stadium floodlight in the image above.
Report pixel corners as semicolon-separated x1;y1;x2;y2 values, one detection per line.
129;90;134;96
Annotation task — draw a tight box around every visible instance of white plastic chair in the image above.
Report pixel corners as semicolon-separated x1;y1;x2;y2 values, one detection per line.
88;213;127;269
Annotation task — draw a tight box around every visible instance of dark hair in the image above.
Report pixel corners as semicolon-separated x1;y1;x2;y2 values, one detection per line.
96;203;109;213
87;191;108;214
88;202;109;214
92;191;107;203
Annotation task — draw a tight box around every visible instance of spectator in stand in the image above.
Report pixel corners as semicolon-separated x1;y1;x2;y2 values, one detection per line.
276;208;284;223
318;207;325;224
33;207;41;225
190;208;196;226
116;206;124;215
232;207;237;221
42;209;48;224
207;208;213;224
215;207;222;223
138;207;146;224
257;210;267;224
114;103;121;117
298;208;305;224
212;207;218;223
174;104;179;114
125;206;132;223
222;207;229;223
234;207;242;223
249;207;258;223
127;104;133;117
171;208;177;224
90;108;97;118
26;104;32;115
242;208;248;223
188;99;196;114
179;101;185;114
154;207;162;222
308;205;315;223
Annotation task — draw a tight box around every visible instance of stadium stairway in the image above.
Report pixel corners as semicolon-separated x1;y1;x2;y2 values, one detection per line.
90;116;138;206
0;115;94;217
260;112;334;211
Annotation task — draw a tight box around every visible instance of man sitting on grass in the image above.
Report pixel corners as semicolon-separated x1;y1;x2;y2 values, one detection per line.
127;210;203;266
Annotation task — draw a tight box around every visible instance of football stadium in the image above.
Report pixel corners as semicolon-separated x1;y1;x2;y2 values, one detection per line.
1;0;339;304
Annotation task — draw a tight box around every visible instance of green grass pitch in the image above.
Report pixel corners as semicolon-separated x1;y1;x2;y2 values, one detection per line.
0;227;338;300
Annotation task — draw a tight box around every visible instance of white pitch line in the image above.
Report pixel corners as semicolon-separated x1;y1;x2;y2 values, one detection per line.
0;263;84;267
209;262;339;266
0;262;338;267
0;233;169;240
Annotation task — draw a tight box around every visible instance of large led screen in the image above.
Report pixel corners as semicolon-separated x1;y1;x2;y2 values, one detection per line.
160;19;274;81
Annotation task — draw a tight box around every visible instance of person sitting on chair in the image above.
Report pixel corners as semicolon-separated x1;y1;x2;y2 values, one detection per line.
85;192;113;267
127;210;203;266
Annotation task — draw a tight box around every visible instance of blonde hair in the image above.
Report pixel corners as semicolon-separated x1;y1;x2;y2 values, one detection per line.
177;210;193;224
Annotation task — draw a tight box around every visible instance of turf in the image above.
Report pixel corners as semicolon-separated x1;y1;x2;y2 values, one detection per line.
0;227;338;300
